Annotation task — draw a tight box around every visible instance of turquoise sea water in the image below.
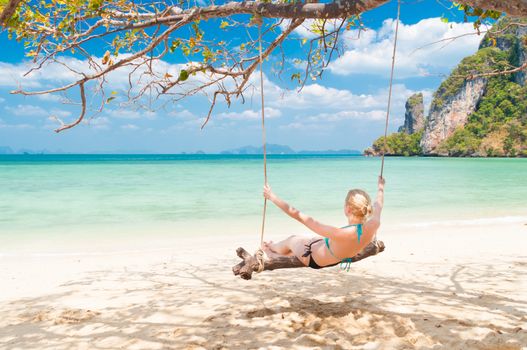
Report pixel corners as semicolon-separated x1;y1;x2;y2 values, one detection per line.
0;155;525;249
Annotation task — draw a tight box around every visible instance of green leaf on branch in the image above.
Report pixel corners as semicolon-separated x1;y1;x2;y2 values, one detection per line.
290;72;301;83
102;50;110;65
179;70;189;81
169;39;181;53
88;0;104;11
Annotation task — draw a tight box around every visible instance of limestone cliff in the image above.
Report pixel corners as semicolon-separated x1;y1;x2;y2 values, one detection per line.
398;93;424;135
421;77;487;154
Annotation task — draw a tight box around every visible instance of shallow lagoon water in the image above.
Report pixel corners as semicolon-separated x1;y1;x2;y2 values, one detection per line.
0;155;525;250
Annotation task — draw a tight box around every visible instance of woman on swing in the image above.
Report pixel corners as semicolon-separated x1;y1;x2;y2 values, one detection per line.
263;176;385;269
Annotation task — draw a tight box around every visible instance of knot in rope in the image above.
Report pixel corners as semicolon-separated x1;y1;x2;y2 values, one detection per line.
254;248;266;273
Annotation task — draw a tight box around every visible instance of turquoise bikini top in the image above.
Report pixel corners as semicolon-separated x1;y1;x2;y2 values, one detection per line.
324;223;363;271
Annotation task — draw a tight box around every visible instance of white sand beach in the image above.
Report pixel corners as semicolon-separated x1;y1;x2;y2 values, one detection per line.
0;221;526;350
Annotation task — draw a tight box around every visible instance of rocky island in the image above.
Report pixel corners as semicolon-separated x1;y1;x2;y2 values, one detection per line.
366;17;527;157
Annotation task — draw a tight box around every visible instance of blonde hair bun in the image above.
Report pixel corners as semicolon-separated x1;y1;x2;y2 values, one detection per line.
345;189;373;223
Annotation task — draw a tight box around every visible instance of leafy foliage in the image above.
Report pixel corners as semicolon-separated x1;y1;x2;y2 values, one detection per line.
451;2;502;32
466;78;527;139
371;131;423;156
436;128;481;156
406;93;422;108
430;47;510;109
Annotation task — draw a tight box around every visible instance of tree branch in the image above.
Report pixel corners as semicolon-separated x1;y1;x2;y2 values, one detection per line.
0;0;23;26
54;83;86;133
467;61;527;80
459;0;527;17
99;0;389;24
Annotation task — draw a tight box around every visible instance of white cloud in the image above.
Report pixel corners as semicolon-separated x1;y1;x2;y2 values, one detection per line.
36;94;64;102
105;109;142;119
279;121;334;131
5;104;47;117
85;116;110;130
0;97;5;103
280;110;388;131
271;82;431;131
305;109;388;122
0;59;83;89
121;124;139;130
50;109;72;118
329;17;483;78
0;118;33;129
217;107;281;120
4;104;71;120
169;109;196;119
269;83;416;113
104;108;157;120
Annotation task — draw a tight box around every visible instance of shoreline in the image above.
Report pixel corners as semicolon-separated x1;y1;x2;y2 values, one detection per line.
2;213;526;254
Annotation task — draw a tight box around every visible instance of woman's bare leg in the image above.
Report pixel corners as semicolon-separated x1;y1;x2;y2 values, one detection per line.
264;235;311;265
264;235;296;255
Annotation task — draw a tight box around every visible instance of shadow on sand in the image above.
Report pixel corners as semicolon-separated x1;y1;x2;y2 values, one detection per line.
0;256;526;349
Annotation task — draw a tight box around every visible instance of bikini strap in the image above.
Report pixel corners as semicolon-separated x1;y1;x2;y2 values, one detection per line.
357;224;363;243
341;223;363;243
324;237;339;260
302;238;323;258
340;258;354;272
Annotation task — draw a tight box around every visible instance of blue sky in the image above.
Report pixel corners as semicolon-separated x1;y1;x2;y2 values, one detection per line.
0;0;491;153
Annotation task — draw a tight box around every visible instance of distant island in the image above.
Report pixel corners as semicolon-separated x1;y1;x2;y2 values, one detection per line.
220;144;362;155
0;144;362;155
365;17;527;158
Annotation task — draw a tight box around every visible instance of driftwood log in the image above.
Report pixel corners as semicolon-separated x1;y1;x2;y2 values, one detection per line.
232;240;385;280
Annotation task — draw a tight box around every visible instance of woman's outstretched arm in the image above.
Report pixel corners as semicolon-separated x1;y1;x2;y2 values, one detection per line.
263;184;344;240
370;176;385;227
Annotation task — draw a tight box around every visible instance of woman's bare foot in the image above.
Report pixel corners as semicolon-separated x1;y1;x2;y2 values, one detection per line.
262;241;276;254
262;242;282;258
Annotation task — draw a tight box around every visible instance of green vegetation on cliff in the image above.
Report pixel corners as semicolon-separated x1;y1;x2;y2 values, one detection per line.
438;70;527;156
371;131;423;156
431;47;510;110
436;128;481;156
407;93;423;108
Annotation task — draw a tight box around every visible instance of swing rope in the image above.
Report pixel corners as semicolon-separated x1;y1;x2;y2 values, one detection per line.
256;20;267;273
380;0;400;178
